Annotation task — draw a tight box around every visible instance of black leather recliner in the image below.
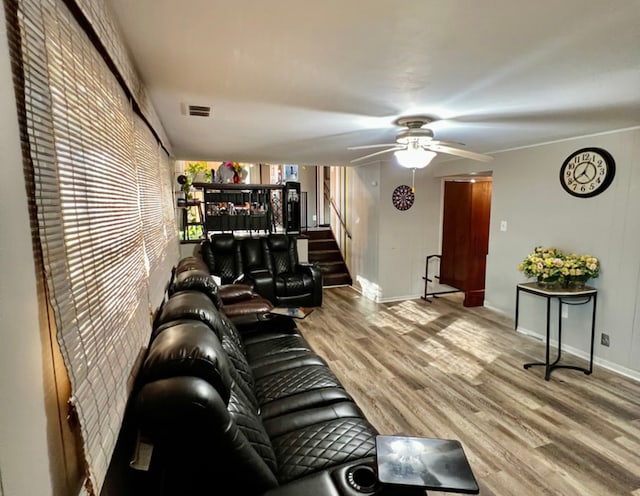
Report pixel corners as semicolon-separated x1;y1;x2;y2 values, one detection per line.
200;234;323;307
262;234;323;307
200;233;243;284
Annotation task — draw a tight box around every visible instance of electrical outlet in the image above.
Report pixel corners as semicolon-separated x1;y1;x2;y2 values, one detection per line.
601;333;610;347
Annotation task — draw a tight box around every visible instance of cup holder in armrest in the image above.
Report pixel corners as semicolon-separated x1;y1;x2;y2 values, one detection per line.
346;464;378;493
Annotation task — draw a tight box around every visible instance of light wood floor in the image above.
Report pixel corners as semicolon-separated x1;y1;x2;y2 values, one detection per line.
296;287;640;496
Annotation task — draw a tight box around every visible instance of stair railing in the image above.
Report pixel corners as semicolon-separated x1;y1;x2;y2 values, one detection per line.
323;179;352;261
320;171;353;285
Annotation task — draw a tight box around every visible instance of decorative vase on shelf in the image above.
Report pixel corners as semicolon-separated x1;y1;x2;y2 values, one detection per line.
567;277;588;289
536;276;561;289
233;171;240;183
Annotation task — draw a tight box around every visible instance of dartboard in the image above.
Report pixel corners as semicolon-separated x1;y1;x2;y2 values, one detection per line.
392;185;415;211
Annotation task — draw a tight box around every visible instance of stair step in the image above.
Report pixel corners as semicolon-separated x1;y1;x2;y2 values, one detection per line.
308;239;336;251
309;249;343;263
316;260;348;274
305;228;334;240
323;272;352;286
304;228;351;287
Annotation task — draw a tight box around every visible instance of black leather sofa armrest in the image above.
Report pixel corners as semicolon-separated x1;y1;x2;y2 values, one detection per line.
218;283;256;303
296;262;320;274
295;263;323;306
244;268;276;304
261;457;423;496
296;262;321;277
260;469;340;496
233;312;297;335
136;376;230;440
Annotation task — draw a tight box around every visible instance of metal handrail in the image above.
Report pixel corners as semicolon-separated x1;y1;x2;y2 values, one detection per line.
324;181;352;239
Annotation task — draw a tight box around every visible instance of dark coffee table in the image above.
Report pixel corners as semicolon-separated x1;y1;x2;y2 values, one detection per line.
376;435;479;494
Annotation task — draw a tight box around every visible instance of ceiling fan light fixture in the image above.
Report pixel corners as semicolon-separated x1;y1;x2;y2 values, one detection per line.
394;148;437;169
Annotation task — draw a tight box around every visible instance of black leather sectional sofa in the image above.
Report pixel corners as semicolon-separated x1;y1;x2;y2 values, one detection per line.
103;257;424;496
199;233;323;307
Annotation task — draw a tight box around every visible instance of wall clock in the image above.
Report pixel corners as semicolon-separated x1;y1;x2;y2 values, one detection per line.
392;185;415;210
560;147;615;198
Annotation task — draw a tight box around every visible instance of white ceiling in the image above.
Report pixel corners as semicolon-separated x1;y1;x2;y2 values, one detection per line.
106;0;640;166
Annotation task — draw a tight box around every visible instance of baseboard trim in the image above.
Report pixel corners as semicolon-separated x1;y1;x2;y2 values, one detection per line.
516;327;640;383
377;294;423;304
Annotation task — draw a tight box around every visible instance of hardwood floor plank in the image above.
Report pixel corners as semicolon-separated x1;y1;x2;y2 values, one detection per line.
296;287;640;496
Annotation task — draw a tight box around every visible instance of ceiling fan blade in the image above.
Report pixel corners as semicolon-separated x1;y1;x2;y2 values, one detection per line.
427;144;493;163
350;146;404;163
430;139;466;147
347;143;399;150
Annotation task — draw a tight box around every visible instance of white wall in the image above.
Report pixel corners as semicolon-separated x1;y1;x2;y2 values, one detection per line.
0;8;57;494
347;163;381;300
347;160;442;302
377;162;442;301
431;128;640;376
297;165;317;228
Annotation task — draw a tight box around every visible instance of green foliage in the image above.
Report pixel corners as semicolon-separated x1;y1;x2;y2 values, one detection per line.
186;224;204;240
182;162;212;198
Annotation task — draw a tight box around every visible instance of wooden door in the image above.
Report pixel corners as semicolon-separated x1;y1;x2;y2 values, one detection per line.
439;180;492;307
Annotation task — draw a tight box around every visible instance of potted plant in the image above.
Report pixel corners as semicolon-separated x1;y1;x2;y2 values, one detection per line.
562;254;600;288
518;246;565;288
182;162;212;199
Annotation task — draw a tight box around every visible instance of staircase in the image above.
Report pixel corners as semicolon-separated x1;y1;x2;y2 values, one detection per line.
306;227;352;287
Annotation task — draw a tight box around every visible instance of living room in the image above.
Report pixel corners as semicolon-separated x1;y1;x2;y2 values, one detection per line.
1;1;639;495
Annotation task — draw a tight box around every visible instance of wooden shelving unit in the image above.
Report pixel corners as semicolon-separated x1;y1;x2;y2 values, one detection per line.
191;182;284;236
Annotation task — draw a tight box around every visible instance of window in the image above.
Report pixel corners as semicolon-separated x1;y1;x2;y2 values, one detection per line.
13;0;178;492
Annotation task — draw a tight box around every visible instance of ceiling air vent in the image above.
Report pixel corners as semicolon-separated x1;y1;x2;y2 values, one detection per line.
182;103;212;117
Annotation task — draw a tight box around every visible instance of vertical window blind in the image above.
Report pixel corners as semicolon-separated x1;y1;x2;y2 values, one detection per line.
13;0;179;493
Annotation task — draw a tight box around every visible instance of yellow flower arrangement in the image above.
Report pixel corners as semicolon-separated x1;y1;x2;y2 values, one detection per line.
562;254;600;280
517;246;565;282
518;246;600;286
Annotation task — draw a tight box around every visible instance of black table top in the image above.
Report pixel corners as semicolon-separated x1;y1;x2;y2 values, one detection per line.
376;435;479;494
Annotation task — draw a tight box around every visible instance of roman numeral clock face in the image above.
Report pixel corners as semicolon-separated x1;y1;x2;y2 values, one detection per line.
560;147;615;198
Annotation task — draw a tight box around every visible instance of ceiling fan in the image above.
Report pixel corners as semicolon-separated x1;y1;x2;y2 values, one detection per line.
348;116;493;168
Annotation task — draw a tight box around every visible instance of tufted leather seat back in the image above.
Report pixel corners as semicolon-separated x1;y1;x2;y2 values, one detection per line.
264;234;298;276
242;237;266;271
205;233;244;284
